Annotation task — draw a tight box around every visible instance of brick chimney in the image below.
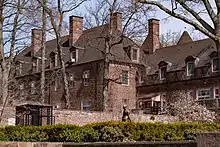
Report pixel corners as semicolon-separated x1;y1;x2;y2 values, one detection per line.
31;29;42;56
110;12;122;32
69;15;83;46
141;19;160;54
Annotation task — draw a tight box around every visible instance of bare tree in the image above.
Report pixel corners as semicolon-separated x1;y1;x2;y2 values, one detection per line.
37;0;87;108
84;0;153;42
139;0;220;69
160;30;182;47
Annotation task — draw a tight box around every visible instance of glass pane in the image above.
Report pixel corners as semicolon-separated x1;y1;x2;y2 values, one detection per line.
187;62;195;75
133;49;138;60
213;58;219;71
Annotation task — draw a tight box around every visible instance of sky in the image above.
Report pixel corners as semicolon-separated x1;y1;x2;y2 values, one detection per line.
71;0;204;38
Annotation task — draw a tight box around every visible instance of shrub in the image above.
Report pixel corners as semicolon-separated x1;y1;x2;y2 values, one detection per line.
0;122;220;142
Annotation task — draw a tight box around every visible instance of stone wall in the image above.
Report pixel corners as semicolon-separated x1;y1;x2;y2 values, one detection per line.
0;107;177;126
54;109;177;125
0;141;197;147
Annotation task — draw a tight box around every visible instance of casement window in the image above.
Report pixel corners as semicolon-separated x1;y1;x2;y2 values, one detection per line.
214;87;219;98
132;49;139;61
159;66;167;80
81;100;91;111
30;81;36;95
69;74;75;88
83;70;90;86
212;58;219;72
187;61;195;76
19;83;24;96
70;49;78;63
197;88;211;100
121;70;129;85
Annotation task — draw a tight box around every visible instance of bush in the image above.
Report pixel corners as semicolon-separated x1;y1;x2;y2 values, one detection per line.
0;122;220;142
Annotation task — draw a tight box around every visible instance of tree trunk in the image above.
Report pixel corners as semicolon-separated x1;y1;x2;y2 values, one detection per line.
40;0;46;104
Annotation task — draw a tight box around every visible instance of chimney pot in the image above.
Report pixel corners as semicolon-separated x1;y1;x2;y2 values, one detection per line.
69;15;83;46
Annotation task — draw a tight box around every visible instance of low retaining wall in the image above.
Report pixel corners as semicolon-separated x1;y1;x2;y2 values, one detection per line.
53;109;177;125
0;107;177;126
0;141;197;147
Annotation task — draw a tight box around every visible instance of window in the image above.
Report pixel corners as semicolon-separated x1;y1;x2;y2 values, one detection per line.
20;84;24;96
212;58;219;72
70;50;77;63
81;100;91;111
83;70;90;86
50;54;57;68
132;49;138;61
69;74;75;88
160;66;166;80
197;89;211;100
214;88;219;98
32;59;39;72
31;81;36;95
121;70;128;84
54;79;60;91
15;62;22;75
187;61;195;76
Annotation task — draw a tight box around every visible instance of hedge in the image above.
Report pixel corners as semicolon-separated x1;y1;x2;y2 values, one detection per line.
0;122;220;142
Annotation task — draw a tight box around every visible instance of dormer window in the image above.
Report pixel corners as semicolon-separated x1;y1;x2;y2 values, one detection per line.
187;61;195;76
50;52;58;68
212;58;219;72
69;46;79;63
186;56;196;76
124;46;139;62
160;66;166;80
15;62;22;76
158;61;169;80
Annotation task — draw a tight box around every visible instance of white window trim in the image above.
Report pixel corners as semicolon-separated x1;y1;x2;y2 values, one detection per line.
121;70;129;85
70;49;78;63
159;66;167;80
197;88;211;100
31;81;35;95
211;57;219;72
187;61;195;76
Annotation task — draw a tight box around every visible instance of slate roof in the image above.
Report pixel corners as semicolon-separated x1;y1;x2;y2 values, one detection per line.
144;38;216;75
15;23;141;76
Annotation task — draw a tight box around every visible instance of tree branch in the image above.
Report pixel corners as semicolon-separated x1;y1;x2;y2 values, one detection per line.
139;0;217;40
177;0;215;34
201;0;217;25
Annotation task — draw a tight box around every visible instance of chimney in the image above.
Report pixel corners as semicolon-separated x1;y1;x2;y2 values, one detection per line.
69;15;83;46
31;29;42;56
110;12;122;32
141;19;160;54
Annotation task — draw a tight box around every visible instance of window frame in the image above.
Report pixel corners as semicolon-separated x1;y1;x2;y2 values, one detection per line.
30;81;36;95
212;57;219;72
214;87;219;99
197;88;211;100
69;73;75;88
187;61;195;76
83;70;90;86
81;100;91;111
132;48;139;61
159;66;167;80
121;70;129;85
70;49;78;63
